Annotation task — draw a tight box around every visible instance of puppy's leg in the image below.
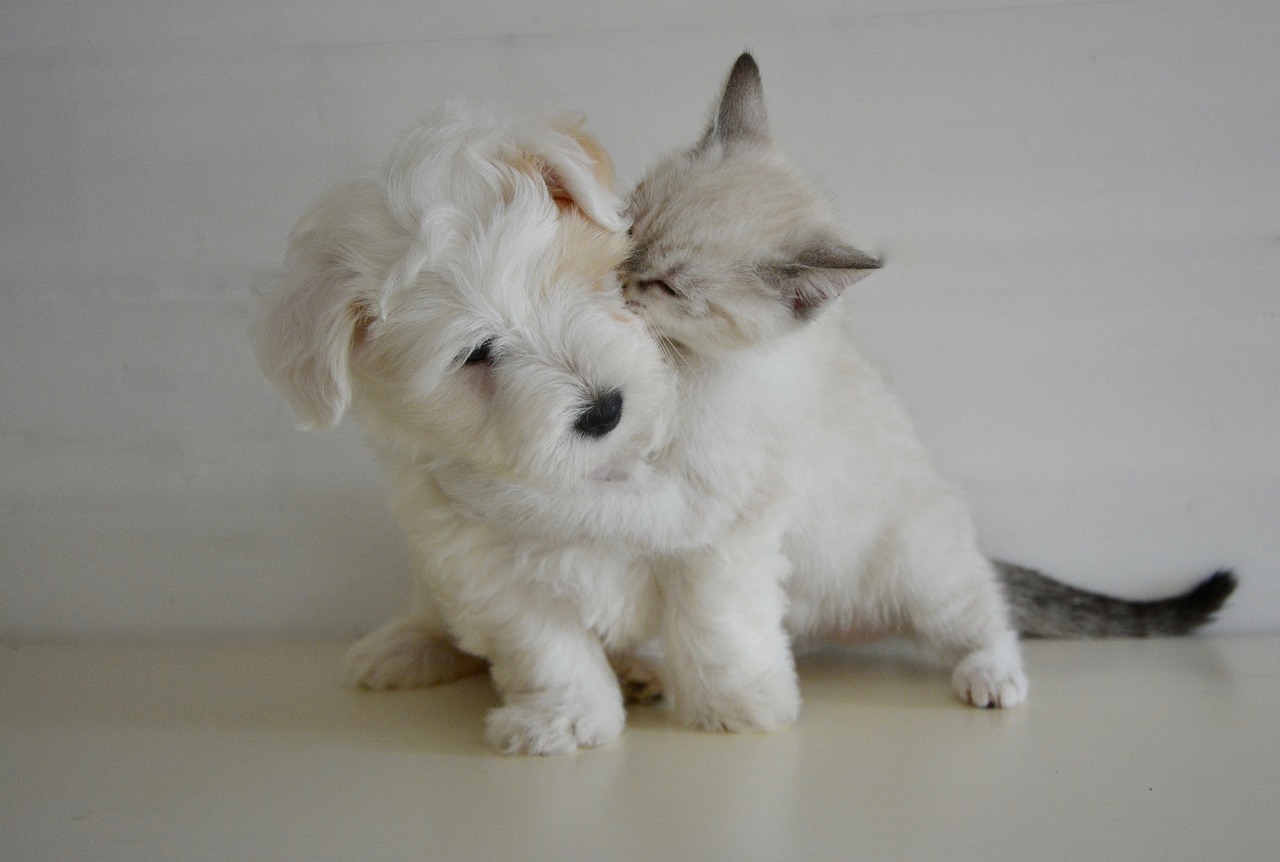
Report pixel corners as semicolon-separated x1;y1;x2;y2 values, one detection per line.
346;592;486;689
662;531;799;733
346;617;486;690
894;500;1028;709
479;598;626;755
608;644;665;704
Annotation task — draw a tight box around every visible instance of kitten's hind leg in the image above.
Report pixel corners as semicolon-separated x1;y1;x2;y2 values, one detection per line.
948;629;1027;708
893;504;1028;708
917;569;1027;708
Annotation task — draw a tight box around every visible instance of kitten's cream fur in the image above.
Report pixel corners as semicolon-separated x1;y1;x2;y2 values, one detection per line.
440;55;1028;717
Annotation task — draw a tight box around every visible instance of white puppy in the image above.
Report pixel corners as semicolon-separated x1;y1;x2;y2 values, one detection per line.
253;105;675;754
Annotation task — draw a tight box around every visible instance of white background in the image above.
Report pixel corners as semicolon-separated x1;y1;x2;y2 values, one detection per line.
2;0;1276;637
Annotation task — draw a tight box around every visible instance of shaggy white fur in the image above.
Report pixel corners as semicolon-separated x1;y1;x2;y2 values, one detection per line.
254;105;678;754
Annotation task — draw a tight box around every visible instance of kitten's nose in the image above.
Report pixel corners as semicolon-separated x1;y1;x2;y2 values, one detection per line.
574;389;624;438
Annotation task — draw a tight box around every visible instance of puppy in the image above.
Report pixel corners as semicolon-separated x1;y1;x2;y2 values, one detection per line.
252;105;674;754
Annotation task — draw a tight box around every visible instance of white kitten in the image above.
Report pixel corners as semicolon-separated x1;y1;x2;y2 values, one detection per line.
439;55;1029;713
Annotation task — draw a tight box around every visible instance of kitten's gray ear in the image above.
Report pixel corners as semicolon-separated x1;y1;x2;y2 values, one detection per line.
763;238;882;319
699;53;771;150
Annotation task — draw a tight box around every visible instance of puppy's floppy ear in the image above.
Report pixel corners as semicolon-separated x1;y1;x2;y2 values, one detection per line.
762;236;882;320
251;184;377;430
529;117;628;233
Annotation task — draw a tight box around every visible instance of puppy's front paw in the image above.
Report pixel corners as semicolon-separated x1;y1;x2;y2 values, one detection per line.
676;670;800;733
952;647;1028;708
485;694;625;756
345;618;486;690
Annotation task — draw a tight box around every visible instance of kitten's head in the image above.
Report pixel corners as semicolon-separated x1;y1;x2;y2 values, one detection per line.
624;53;880;354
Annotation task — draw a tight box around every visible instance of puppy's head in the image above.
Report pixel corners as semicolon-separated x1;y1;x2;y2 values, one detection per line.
252;105;672;486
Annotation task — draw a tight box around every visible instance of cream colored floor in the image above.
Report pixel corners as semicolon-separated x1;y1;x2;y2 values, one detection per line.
3;637;1276;861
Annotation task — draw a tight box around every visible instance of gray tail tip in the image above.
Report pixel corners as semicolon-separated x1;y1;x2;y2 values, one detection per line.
1191;569;1237;608
1183;569;1238;628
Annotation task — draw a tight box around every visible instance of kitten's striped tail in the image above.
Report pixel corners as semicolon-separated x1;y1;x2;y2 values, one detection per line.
995;562;1237;638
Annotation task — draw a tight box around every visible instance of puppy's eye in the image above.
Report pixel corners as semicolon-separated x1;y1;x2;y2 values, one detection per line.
463;339;495;366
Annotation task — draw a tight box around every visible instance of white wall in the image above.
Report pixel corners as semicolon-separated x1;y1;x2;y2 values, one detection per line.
2;0;1276;637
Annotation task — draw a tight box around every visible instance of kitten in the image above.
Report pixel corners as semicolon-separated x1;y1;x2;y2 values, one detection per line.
624;53;1236;646
441;54;1236;722
625;51;1025;707
440;54;1022;719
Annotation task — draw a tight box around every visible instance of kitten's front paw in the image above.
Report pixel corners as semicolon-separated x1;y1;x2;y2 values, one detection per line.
345;618;486;690
952;647;1028;708
676;670;800;733
485;693;625;756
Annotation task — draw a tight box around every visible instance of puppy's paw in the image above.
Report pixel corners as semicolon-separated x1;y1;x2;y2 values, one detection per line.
952;646;1028;708
345;618;486;690
485;694;625;756
676;670;800;733
609;650;665;704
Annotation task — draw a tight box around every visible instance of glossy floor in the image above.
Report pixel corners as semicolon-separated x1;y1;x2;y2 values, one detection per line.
3;637;1277;861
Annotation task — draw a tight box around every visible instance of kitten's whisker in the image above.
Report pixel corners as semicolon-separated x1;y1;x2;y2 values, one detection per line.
654;332;705;394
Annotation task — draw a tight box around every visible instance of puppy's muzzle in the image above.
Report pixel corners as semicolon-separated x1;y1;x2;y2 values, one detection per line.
573;389;624;438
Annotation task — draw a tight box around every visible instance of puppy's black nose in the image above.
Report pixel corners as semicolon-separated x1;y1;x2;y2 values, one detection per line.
574;389;624;438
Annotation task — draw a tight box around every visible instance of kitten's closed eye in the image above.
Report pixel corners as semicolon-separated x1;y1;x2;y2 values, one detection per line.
637;280;680;298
